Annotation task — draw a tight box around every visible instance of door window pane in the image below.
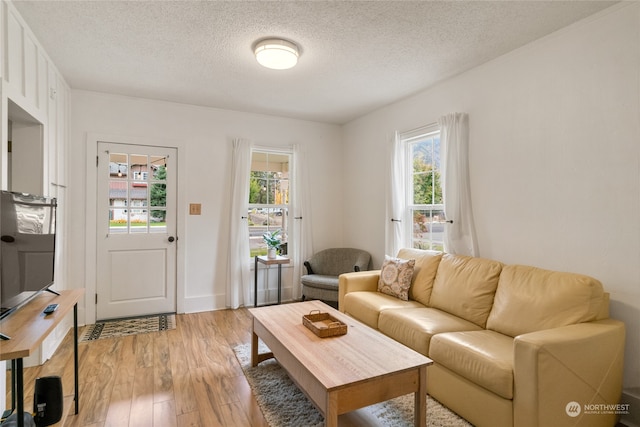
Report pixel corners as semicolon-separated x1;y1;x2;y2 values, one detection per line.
109;152;128;180
149;157;167;233
108;152;167;234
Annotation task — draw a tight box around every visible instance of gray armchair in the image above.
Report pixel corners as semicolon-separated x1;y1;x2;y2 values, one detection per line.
301;248;371;307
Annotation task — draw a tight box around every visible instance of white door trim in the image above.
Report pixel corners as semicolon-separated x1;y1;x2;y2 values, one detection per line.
84;133;186;325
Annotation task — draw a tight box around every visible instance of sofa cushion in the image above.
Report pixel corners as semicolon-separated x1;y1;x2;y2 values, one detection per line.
301;275;339;290
429;330;515;399
486;265;605;337
343;291;423;329
429;254;503;328
378;307;482;356
396;248;443;306
378;256;415;300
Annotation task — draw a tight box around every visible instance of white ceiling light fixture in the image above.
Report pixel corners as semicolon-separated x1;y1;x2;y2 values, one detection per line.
254;38;299;70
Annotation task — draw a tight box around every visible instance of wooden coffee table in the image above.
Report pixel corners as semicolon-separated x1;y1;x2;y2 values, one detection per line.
249;300;432;427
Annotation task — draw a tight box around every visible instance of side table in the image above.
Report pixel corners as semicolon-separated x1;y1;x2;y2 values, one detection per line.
254;255;290;307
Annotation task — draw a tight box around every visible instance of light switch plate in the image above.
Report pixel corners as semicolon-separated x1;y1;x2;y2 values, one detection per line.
189;203;201;215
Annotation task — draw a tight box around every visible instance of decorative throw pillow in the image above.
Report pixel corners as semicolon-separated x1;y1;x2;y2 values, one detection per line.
378;256;415;301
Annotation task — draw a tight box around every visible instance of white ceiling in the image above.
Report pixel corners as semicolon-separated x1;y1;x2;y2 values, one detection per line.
13;1;616;125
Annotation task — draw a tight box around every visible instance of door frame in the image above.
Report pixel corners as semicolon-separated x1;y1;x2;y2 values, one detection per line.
84;133;185;325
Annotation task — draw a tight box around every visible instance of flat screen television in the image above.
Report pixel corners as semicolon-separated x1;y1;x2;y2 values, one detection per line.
0;190;57;322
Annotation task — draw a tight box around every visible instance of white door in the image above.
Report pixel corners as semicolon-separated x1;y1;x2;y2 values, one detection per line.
96;142;177;320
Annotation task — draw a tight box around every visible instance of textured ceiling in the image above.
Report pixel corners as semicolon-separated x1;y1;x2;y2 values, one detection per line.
13;1;616;124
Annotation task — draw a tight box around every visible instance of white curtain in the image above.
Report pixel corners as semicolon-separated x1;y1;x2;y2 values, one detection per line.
291;144;313;300
439;113;478;257
386;131;406;257
226;138;252;308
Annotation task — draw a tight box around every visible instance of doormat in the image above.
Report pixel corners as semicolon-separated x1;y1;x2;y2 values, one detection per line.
79;313;176;342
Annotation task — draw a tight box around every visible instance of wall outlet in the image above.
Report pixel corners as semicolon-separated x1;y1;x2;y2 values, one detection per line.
189;203;201;215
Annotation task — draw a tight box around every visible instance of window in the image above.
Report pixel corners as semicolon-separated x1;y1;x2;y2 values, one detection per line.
108;153;167;234
248;150;290;257
402;126;444;251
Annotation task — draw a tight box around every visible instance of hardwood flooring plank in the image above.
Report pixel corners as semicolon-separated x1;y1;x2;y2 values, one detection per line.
228;374;269;427
59;343;89;400
220;401;252;426
134;333;154;369
113;335;137;385
178;316;207;369
103;378;133;427
171;373;197;417
79;377;111;426
167;328;197;416
190;366;228;427
129;366;155;426
176;411;202;427
153;399;177;427
79;336;111;383
94;338;121;402
153;334;174;403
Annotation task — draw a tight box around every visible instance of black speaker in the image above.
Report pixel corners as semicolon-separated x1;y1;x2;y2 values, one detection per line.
33;376;63;427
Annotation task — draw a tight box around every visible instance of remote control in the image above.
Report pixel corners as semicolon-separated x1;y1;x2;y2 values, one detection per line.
43;304;58;314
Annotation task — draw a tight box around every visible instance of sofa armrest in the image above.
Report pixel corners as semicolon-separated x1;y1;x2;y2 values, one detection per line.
338;270;381;312
513;319;625;427
353;252;371;272
304;261;314;275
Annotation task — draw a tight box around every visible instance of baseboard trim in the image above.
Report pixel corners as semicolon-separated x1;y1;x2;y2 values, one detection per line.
620;387;640;427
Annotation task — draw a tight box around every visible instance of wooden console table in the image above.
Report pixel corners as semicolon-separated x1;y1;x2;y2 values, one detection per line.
0;289;84;427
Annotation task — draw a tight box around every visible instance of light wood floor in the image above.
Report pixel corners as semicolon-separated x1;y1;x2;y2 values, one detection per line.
5;309;269;427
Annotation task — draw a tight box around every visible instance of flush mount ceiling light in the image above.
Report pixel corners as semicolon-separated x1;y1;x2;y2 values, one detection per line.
254;38;299;70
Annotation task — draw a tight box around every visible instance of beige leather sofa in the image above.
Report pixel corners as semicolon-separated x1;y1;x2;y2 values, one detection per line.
339;249;625;427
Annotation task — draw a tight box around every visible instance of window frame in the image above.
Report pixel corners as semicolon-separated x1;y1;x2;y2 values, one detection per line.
401;124;444;251
248;148;292;258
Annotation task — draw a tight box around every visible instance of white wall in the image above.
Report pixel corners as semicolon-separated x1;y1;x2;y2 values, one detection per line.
68;90;343;321
342;3;640;389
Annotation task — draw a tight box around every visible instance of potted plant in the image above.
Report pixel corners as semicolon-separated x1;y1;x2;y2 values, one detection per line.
262;229;282;259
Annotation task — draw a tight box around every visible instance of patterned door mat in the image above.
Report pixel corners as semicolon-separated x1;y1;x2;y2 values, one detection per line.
80;313;176;342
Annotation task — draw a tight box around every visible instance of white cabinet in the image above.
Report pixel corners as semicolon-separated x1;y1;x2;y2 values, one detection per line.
4;1;51;121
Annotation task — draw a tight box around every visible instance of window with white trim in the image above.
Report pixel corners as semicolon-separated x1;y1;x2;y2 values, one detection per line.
248;150;291;257
402;126;444;251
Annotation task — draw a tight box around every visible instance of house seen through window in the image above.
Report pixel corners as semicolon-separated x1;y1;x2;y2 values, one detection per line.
403;126;444;251
248;150;290;257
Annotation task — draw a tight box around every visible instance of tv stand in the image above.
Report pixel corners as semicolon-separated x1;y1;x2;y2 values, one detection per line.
0;289;83;427
45;288;61;296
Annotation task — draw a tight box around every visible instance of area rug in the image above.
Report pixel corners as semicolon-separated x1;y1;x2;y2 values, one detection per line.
79;313;176;342
233;342;472;427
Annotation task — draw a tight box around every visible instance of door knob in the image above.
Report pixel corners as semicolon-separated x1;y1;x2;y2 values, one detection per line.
168;236;175;242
